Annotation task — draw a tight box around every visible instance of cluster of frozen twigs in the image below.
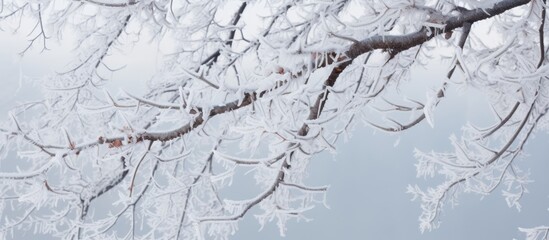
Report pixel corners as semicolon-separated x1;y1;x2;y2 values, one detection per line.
0;0;548;239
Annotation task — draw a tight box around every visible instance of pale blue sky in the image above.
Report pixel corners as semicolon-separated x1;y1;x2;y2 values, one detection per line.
1;27;549;240
224;77;549;239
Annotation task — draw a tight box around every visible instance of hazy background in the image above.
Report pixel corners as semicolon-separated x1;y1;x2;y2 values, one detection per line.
1;26;549;240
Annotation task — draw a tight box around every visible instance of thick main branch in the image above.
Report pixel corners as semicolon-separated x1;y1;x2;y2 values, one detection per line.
12;0;534;170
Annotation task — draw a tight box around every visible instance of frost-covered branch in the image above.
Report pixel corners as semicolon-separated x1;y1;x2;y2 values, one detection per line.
0;0;547;239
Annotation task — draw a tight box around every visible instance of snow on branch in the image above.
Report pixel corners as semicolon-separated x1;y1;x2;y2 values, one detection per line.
0;0;545;239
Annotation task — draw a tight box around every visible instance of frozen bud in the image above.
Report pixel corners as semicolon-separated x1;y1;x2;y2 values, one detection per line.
276;66;285;74
444;31;452;40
